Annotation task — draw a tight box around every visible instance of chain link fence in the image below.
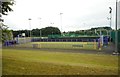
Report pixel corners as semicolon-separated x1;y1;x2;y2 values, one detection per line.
14;42;98;50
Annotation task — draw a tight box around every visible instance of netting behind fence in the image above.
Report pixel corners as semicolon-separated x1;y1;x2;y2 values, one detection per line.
13;42;98;50
31;42;98;50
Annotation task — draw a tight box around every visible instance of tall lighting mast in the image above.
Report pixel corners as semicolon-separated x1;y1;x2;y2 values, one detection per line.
28;18;32;37
60;13;63;34
38;18;42;38
109;7;112;42
114;0;119;54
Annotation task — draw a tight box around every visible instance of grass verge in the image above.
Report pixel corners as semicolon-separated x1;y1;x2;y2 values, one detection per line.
2;48;118;75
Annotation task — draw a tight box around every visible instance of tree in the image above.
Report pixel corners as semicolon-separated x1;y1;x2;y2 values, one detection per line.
1;0;14;15
1;23;13;42
32;28;40;37
41;27;61;36
12;27;61;37
0;0;14;43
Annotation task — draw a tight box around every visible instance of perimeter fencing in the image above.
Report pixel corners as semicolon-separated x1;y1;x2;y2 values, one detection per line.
13;38;108;50
13;42;98;50
111;30;120;52
3;37;31;46
30;36;109;50
31;37;99;50
31;42;98;50
4;36;109;50
32;38;98;42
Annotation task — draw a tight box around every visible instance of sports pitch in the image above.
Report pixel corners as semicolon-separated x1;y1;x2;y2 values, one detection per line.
15;42;98;50
2;47;118;75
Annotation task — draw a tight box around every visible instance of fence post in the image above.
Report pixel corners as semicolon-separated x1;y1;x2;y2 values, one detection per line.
94;39;97;50
98;39;101;50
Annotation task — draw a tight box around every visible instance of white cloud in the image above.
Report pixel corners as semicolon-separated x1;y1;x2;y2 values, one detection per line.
2;0;117;31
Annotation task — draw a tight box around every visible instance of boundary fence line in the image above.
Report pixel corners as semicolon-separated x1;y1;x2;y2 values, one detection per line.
31;38;99;42
4;36;109;50
13;42;98;50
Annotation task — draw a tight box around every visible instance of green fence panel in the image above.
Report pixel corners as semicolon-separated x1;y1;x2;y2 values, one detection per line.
111;30;120;52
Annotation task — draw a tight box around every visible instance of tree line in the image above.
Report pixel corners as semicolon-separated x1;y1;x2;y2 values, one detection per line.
1;0;119;42
12;26;114;38
12;26;61;37
63;27;113;36
0;0;14;43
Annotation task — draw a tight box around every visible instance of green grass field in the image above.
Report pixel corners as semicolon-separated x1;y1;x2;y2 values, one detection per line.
2;48;118;75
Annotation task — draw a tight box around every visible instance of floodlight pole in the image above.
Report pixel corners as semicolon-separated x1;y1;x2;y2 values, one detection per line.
38;18;42;38
28;18;32;37
109;7;112;42
60;13;63;34
115;0;118;54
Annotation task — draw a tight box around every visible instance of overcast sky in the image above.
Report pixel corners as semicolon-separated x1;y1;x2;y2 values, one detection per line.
2;0;118;32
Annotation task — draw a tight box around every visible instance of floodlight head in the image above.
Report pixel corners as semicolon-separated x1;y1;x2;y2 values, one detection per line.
60;13;63;15
28;18;31;20
109;7;112;13
109;7;112;10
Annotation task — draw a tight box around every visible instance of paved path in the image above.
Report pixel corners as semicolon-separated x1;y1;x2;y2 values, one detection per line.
2;42;119;55
101;43;116;54
3;44;117;55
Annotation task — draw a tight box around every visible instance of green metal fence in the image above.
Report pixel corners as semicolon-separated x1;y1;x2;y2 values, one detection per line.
111;30;120;51
48;34;99;39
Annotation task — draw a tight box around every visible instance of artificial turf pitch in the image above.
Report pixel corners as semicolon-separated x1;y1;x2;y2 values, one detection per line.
15;42;98;50
2;48;119;75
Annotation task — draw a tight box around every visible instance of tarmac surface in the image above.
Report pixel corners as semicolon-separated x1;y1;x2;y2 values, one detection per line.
2;43;119;55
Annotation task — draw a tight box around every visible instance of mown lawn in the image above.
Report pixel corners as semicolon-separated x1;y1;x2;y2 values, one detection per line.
2;48;118;75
